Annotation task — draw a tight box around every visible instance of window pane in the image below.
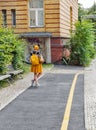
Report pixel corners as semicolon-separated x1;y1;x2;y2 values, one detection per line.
38;10;44;26
2;10;7;26
29;0;34;8
29;0;43;8
38;0;43;8
11;9;16;26
30;11;36;26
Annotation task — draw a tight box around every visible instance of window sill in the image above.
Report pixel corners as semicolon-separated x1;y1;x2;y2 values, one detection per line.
11;25;16;28
29;26;44;28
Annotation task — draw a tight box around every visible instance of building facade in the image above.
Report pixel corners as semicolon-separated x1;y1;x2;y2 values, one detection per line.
0;0;78;63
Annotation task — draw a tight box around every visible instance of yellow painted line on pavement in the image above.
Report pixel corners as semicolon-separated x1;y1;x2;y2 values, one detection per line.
61;72;83;130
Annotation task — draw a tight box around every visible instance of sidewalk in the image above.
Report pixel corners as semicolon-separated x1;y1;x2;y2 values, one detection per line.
0;61;96;130
84;59;96;130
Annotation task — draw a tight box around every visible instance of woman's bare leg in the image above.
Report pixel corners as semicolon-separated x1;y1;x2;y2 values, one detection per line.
34;73;37;81
31;73;37;87
35;73;42;87
37;73;42;79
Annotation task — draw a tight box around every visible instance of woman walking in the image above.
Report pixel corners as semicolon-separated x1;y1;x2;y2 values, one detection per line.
30;44;44;87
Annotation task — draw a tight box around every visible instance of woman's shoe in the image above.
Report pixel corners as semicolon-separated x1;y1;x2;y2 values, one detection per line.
31;80;34;87
35;82;40;88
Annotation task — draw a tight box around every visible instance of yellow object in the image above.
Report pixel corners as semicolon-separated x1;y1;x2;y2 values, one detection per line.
30;54;39;65
31;63;42;73
60;71;83;130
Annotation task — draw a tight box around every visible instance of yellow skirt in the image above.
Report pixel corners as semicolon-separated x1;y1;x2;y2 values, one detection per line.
31;63;42;73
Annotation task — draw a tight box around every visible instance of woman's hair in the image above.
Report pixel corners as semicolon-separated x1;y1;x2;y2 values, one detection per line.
33;45;39;50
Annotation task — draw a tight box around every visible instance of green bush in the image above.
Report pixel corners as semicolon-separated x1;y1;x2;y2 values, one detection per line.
12;39;26;70
69;21;96;66
0;27;26;74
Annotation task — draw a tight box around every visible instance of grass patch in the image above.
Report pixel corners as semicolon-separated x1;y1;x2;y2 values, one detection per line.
0;81;9;89
43;63;54;68
23;63;31;74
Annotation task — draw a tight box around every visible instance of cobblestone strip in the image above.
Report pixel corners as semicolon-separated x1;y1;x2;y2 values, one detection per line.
84;59;96;130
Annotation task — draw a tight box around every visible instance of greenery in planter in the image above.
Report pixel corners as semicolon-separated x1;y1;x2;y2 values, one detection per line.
69;21;96;66
0;27;26;74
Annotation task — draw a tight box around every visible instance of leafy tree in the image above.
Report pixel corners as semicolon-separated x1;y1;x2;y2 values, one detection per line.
69;21;95;66
78;3;88;21
87;2;96;14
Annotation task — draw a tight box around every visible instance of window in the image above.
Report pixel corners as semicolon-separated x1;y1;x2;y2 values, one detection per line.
2;9;7;27
29;0;44;27
11;9;16;26
70;7;73;29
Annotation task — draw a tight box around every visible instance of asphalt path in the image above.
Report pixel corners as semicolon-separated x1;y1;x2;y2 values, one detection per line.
68;74;85;130
0;65;85;130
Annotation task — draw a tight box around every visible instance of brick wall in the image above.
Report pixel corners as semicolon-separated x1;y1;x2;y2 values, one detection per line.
51;37;63;63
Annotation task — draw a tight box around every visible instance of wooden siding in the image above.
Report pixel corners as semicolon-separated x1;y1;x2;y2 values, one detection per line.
60;0;78;38
0;0;28;33
0;0;78;37
44;0;60;37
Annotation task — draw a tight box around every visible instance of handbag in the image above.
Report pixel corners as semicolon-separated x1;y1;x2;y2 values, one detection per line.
39;55;44;63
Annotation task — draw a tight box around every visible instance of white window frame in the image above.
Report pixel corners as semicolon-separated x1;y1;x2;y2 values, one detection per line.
29;0;44;27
